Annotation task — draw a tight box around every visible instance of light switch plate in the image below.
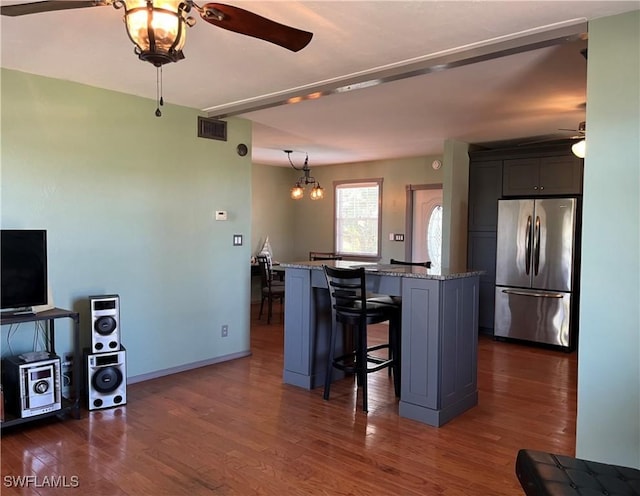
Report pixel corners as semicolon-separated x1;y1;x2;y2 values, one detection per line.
233;234;243;246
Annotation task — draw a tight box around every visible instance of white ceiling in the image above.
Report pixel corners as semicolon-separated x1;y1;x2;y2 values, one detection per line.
2;1;638;166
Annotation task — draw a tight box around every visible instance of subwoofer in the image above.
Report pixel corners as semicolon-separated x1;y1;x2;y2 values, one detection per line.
86;348;126;411
89;294;120;353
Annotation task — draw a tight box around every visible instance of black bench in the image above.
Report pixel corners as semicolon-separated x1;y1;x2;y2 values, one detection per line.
516;449;640;495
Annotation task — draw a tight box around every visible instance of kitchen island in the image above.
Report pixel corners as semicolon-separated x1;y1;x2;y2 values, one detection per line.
280;260;482;427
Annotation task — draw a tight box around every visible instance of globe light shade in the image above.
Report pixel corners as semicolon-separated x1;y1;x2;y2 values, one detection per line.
291;184;304;200
571;139;586;159
310;185;324;200
123;0;188;66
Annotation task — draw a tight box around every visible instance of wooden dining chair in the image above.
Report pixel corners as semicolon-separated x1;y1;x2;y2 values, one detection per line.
257;254;285;324
309;251;342;261
323;265;401;412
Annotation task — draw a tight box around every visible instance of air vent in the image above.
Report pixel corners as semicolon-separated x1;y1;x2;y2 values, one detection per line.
197;117;227;141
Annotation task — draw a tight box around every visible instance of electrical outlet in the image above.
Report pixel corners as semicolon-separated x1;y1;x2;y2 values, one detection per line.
221;324;229;337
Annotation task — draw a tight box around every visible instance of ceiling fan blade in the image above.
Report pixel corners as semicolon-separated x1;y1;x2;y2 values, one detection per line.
1;0;110;17
200;3;312;52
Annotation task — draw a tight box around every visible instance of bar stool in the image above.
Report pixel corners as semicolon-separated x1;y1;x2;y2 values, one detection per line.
368;258;431;305
323;265;401;412
390;258;431;268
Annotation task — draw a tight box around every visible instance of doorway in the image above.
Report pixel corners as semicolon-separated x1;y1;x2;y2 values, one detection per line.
405;184;443;270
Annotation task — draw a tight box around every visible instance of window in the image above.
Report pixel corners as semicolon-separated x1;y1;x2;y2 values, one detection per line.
334;179;382;258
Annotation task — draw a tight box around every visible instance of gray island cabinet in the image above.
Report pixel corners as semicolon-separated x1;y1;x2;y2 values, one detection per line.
279;260;482;427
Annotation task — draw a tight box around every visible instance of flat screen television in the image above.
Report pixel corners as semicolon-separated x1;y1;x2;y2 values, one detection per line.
1;229;48;312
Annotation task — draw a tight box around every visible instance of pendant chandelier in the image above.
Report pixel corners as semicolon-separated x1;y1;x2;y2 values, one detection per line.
286;150;324;200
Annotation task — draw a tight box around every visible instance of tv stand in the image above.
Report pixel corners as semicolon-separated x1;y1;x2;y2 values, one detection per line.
0;308;81;428
1;308;35;318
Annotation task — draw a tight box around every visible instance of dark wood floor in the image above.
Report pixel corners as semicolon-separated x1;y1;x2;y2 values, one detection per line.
1;304;577;495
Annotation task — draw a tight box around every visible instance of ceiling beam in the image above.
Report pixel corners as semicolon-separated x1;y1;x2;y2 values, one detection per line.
205;19;587;119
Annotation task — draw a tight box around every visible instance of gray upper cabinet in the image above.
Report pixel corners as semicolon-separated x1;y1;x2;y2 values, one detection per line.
538;156;584;195
468;160;503;231
503;155;583;196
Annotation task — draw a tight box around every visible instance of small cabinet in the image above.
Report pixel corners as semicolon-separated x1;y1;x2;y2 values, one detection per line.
503;155;583;196
399;276;479;426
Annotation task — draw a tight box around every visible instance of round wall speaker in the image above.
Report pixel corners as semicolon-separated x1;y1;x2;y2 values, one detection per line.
237;143;248;156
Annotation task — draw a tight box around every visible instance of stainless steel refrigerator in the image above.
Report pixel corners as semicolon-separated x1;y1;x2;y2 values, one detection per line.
494;198;579;348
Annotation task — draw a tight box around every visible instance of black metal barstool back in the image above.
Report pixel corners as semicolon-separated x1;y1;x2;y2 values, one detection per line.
323;265;400;412
390;258;431;268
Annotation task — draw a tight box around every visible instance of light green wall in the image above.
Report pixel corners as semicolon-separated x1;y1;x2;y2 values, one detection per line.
577;10;640;468
442;139;470;270
251;164;297;262
255;155;445;262
1;69;253;379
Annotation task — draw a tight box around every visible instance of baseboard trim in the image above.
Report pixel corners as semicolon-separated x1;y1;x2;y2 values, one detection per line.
128;350;252;384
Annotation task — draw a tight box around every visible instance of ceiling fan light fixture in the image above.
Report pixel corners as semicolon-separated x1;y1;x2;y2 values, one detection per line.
119;0;192;66
572;139;586;158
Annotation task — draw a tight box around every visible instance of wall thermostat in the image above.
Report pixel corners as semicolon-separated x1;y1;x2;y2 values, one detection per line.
431;159;442;170
215;210;227;221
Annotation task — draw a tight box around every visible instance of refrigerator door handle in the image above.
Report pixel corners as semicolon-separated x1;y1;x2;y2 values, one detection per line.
525;215;532;276
533;215;541;276
501;289;564;299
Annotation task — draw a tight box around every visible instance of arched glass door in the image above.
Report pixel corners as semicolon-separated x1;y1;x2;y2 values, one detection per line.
426;204;442;270
411;186;443;270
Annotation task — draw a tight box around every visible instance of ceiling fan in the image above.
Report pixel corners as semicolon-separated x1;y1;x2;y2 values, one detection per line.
561;121;586;158
1;1;313;62
558;120;586;140
1;1;313;115
511;120;586;158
